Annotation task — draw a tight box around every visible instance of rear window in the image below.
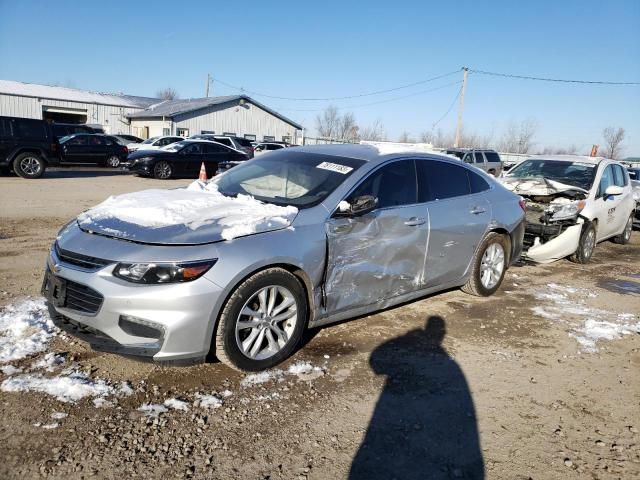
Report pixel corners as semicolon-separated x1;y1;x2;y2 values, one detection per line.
15;119;47;140
484;152;501;163
234;137;253;147
215;137;233;147
418;160;471;201
468;170;490;193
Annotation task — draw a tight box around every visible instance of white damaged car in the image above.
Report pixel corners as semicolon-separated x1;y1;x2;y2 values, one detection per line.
501;155;635;263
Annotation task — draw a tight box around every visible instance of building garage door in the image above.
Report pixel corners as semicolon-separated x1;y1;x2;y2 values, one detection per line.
42;106;88;124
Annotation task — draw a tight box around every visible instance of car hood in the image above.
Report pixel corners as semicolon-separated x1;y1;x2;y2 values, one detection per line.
76;181;299;245
499;176;589;197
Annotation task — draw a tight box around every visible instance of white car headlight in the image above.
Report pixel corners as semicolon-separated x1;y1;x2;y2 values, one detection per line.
548;200;586;221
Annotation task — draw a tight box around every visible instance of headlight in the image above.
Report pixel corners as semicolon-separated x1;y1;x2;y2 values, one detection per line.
548;200;586;221
136;156;155;162
113;260;216;284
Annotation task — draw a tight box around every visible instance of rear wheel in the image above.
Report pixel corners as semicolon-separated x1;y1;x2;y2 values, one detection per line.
612;215;633;245
153;161;172;179
569;222;596;264
106;155;121;168
462;232;508;297
13;153;45;179
215;268;307;372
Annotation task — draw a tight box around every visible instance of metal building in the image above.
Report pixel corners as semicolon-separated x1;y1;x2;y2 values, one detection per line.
127;95;303;143
0;79;303;142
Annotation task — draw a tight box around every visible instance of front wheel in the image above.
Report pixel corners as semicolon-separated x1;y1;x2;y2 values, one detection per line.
569;222;596;264
612;215;633;245
153;161;172;179
13;153;46;179
106;155;121;168
462;232;508;297
215;268;307;372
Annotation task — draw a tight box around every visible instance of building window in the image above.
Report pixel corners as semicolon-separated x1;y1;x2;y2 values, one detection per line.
223;132;236;136
201;130;214;134
263;135;275;141
162;128;170;136
177;128;189;137
282;136;291;143
244;134;256;141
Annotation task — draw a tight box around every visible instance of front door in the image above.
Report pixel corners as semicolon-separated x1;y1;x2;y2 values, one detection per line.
324;160;429;314
61;134;90;163
594;164;628;240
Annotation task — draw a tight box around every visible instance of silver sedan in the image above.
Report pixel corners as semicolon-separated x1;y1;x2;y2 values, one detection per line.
44;144;525;371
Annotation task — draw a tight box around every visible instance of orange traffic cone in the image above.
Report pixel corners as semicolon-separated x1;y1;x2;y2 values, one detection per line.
198;162;207;181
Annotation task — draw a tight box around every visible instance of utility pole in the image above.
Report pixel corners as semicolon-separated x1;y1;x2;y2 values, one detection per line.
454;66;469;148
205;73;211;97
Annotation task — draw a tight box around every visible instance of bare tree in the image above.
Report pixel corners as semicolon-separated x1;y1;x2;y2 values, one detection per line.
337;112;359;142
538;144;580;155
156;87;179;100
315;106;341;139
602;127;625;159
498;119;538;153
397;131;414;143
359;119;386;141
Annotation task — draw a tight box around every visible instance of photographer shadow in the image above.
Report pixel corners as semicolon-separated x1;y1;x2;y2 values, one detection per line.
349;316;484;479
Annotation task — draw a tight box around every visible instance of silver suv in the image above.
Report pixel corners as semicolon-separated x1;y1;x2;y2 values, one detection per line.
445;148;503;177
44;144;524;371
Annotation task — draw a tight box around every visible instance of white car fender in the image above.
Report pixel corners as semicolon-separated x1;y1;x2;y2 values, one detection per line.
526;222;584;263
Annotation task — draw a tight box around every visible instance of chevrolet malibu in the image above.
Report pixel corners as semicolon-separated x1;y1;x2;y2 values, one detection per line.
43;145;525;371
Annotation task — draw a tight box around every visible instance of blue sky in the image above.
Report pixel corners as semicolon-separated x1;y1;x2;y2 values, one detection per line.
1;0;639;154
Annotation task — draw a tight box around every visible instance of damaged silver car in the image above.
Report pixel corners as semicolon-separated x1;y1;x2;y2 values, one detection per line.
44;144;525;371
502;156;635;263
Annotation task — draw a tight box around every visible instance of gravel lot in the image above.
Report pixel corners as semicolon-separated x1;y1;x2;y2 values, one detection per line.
0;169;639;479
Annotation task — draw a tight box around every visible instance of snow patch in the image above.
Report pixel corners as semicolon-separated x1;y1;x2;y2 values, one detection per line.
195;394;223;409
0;298;57;363
138;403;168;418
163;398;190;411
1;365;23;376
31;352;65;372
51;412;68;420
240;370;282;387
1;371;113;403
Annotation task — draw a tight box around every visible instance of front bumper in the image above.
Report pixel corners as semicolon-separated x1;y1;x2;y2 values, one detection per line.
43;246;223;362
524;222;582;263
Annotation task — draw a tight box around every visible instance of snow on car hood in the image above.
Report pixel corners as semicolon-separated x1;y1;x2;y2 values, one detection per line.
499;177;589;196
76;181;298;245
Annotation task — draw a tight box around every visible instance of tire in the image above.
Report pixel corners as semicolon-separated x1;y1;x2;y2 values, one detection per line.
106;155;121;168
487;169;496;177
13;152;46;179
569;222;596;264
612;215;633;245
215;268;307;372
462;232;509;297
153;161;172;179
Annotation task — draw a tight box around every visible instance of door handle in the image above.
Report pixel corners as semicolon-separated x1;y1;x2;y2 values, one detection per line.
470;207;486;215
404;217;426;226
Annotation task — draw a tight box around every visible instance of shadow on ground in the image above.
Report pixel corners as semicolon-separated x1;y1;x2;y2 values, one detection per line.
350;316;484;480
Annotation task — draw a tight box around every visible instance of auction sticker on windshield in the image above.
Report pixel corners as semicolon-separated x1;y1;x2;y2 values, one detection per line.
316;162;353;174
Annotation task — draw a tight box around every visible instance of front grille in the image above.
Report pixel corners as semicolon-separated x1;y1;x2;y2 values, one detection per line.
64;280;104;314
55;242;112;270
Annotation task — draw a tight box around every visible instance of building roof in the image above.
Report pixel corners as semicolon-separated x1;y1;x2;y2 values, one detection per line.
126;95;304;130
0;79;158;108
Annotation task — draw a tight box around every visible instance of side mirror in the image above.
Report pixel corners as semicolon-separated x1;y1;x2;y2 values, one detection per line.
337;195;378;216
604;185;624;196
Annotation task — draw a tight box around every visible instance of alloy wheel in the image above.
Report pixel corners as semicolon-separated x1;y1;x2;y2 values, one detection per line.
235;286;298;360
583;228;596;257
480;243;505;290
19;156;41;176
624;216;633;241
106;156;120;168
154;162;172;179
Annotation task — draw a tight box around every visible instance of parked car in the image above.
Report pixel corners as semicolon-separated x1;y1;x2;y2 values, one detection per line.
254;142;288;154
445;148;503;177
51;123;96;139
45;144;525;371
0;115;60;178
127;136;184;153
190;134;255;158
59;134;129;168
627;167;640;228
127;139;248;179
501;155;635;263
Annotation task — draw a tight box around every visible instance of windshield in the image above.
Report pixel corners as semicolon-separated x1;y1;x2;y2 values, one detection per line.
142;136;159;144
59;135;74;143
508;159;597;190
161;141;188;152
212;152;365;208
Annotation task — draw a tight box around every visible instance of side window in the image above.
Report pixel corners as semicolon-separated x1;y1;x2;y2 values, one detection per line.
474;152;486;164
89;136;104;145
183;144;202;154
15;120;46;140
613;165;628;187
68;135;88;145
462;153;474;164
419;160;471;201
203;143;226;153
468;170;490;193
349;160;417;209
217;138;232;147
485;152;500;163
597;165;615;197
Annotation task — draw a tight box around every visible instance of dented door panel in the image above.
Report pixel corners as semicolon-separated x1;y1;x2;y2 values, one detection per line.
324;205;429;314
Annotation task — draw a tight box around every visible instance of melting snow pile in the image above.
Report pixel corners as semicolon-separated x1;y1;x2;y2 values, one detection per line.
532;283;639;351
241;361;325;387
0;298;56;362
77;181;298;241
1;371;114;403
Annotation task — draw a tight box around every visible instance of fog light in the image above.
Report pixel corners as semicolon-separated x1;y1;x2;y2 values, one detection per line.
118;315;164;340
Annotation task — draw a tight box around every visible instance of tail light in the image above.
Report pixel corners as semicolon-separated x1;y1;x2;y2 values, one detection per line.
518;198;526;212
122;146;129;154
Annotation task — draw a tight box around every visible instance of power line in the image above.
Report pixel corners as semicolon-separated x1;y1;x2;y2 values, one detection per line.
212;69;461;101
272;80;463;113
431;85;463;129
468;68;640;85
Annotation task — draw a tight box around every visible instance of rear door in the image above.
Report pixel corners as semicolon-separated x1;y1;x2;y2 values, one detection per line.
418;160;492;287
324;159;429;313
87;135;108;164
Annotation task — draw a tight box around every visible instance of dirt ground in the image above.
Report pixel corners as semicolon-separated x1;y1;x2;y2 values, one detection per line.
0;168;638;479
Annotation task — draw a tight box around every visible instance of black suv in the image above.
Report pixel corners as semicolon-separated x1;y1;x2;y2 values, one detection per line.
0;116;60;178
